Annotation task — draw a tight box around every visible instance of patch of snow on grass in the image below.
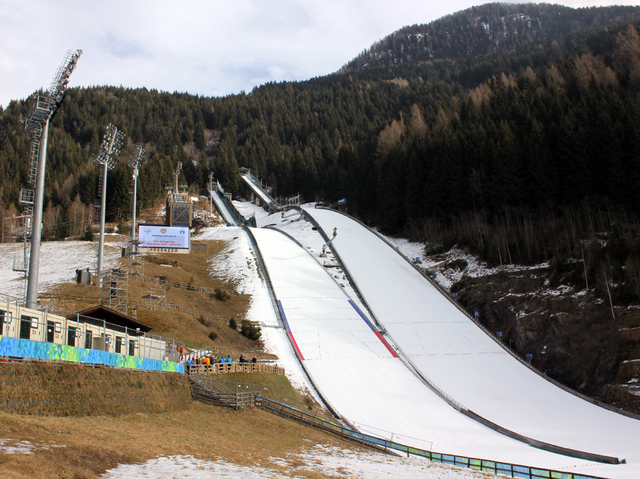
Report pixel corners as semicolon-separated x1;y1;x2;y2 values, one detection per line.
0;439;65;454
100;446;491;479
100;455;285;478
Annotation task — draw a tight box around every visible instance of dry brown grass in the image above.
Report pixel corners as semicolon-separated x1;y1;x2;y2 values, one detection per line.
214;372;336;422
0;401;362;479
0;361;363;478
38;238;262;356
0;362;191;417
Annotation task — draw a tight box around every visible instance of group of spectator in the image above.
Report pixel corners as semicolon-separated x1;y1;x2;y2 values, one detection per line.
185;353;259;367
239;354;257;363
168;343;187;361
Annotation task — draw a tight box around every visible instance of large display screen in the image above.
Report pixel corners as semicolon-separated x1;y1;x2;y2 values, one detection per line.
138;225;190;252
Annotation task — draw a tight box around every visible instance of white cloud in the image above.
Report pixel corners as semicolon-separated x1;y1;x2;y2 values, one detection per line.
1;1;638;107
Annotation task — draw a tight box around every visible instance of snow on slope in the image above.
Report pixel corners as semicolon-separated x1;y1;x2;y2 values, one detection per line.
195;224;315;395
304;206;640;479
0;240;122;300
247;222;612;476
4;202;634;478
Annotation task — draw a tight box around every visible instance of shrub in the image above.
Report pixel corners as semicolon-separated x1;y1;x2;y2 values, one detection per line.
117;218;129;235
228;317;237;329
240;320;262;341
82;225;94;241
213;288;231;301
208;331;218;341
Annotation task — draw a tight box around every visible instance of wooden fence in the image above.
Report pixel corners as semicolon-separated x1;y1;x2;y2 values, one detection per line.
186;362;284;376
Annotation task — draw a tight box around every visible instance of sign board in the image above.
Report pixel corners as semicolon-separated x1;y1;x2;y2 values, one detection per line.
138;225;190;254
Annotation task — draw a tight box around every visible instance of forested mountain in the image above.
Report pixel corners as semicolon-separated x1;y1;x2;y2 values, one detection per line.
4;2;640;405
343;3;640;71
2;3;640;298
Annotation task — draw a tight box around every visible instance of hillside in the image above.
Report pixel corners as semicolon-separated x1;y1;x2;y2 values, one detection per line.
2;2;640;419
343;3;640;71
0;363;406;478
0;204;500;478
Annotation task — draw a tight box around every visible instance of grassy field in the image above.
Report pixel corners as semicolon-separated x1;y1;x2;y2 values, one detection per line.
0;362;191;417
0;359;358;478
0;400;367;478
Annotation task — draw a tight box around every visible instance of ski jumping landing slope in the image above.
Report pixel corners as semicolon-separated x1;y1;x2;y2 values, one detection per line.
305;206;640;479
249;227;634;478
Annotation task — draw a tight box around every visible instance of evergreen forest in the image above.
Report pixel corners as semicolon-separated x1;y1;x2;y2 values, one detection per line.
3;3;640;307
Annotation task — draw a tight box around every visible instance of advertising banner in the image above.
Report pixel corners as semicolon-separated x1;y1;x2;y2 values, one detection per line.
138;225;190;253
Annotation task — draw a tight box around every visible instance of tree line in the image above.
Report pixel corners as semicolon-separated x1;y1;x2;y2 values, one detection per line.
2;6;640;306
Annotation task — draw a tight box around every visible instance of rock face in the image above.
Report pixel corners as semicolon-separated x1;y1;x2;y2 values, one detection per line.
431;254;640;414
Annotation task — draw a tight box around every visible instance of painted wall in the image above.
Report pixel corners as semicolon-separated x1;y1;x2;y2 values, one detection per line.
0;336;184;374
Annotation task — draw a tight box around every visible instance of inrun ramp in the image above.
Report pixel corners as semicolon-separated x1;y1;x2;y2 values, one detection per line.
210;190;236;224
241;173;274;206
249;226;624;477
304;206;640;479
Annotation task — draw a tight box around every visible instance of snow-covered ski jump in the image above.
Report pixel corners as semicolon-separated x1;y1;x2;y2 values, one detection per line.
242;198;640;479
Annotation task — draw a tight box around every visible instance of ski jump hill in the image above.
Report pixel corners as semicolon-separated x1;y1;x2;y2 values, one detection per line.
243;202;640;479
210;190;236;224
241;172;275;208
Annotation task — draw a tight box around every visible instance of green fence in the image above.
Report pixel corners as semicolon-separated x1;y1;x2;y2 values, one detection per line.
255;396;606;479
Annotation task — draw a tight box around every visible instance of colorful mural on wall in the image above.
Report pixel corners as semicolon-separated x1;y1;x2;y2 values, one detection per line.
0;336;184;374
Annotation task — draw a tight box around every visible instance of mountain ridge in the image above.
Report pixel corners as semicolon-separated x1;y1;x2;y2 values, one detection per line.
341;3;640;72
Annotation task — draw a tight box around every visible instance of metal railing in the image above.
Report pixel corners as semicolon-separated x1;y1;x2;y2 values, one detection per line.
186;351;609;479
189;373;261;408
187;372;609;478
255;397;607;479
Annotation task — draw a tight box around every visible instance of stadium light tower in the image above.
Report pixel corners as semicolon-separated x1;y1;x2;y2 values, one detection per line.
173;161;182;195
93;124;126;287
128;145;146;243
24;49;82;309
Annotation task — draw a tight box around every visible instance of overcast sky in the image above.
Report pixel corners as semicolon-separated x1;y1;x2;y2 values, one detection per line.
1;1;638;108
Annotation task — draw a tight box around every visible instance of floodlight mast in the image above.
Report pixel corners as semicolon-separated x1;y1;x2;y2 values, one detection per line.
173;162;182;195
208;172;215;215
94;124;125;288
129;145;146;243
25;49;82;309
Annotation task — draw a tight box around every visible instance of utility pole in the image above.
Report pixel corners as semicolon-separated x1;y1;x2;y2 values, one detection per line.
24;50;82;309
